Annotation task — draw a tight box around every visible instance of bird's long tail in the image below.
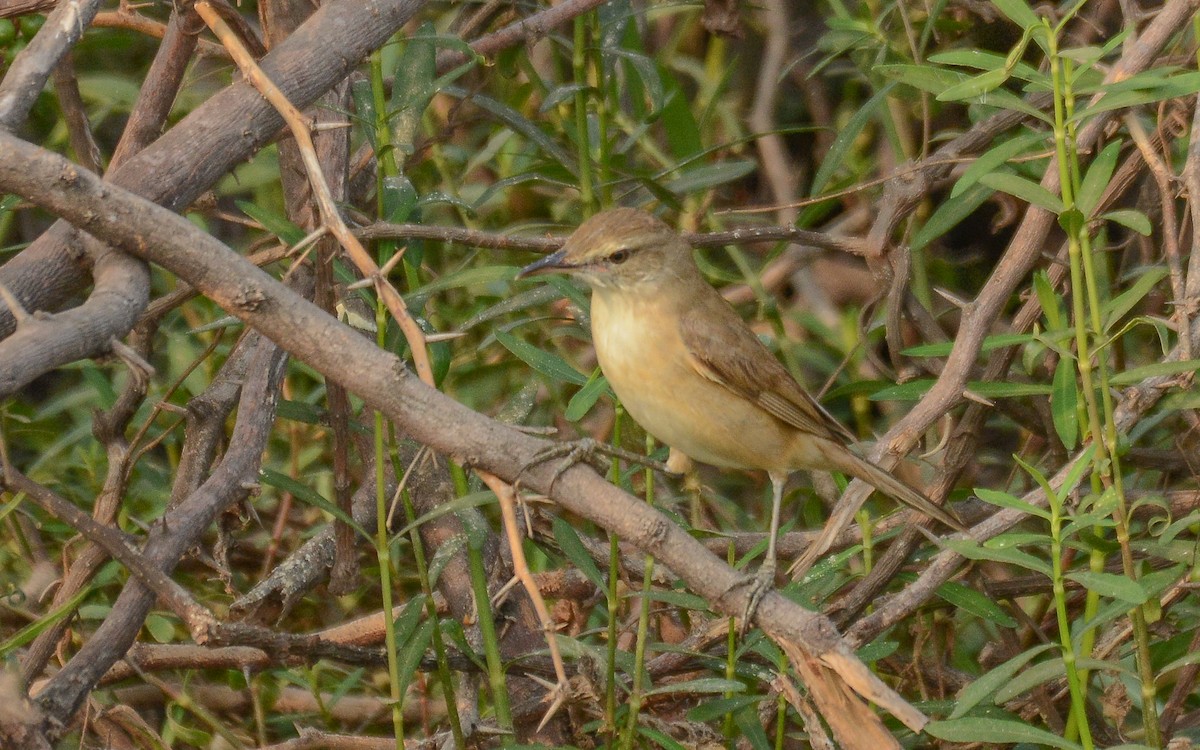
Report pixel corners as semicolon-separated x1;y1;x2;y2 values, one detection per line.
829;448;967;533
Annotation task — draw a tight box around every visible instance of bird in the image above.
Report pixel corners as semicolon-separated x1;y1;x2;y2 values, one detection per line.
517;207;965;624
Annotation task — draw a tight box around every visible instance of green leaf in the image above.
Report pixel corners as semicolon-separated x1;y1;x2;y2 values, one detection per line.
260;468;371;541
1051;358;1079;450
1076;71;1200;120
912;182;993;252
646;678;745;696
951;130;1046;198
686;696;762;723
1102;266;1167;331
937;68;1011;102
1109;359;1200;385
1065;571;1148;604
974;487;1049;520
979;171;1065;213
396;619;435;705
989;0;1042;31
936;580;1018;627
145;613;176;643
1102;208;1152;235
927;49;1041;83
552;516;606;592
495;329;588;386
1034;269;1065;330
664;160;757;195
235;200;306;245
565;370;610;421
636;726;687;750
902;332;1034;358
811;83;893;195
875;64;968;95
0;584;95;657
869;379;1051;401
944;538;1052;576
408;265;519;301
1077;140;1121;216
927;717;1083;749
610;48;665;117
948;642;1055;718
443;85;576;170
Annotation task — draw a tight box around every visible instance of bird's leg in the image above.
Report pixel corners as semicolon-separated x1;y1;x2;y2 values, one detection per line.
733;472;786;635
518;436;679;491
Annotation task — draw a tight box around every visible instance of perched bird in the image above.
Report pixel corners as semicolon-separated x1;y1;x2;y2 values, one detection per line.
518;207;964;621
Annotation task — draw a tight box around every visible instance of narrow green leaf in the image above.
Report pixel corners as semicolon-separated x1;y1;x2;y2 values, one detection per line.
810;84;893;195
979;172;1065;213
1109;359;1200;385
686;696;762;723
936;581;1018;627
952;130;1046;198
552;516;606;592
927;717;1083;749
875;64;968;95
1034;270;1065;330
443;85;577;170
665;160;757;195
937;68;1010;102
495;329;588;385
1077;140;1121;216
396;619;435;702
1051;358;1079;450
260;468;371;541
902;332;1034;357
869;379;1051;401
948;642;1055;718
1102;208;1152;236
944;538;1052;576
912;182;993;251
565;371;610;421
646;678;745;696
1103;266;1167;331
0;584;95;656
975;487;1050;520
989;0;1042;31
636;726;688;750
1065;571;1148;604
235;200;306;245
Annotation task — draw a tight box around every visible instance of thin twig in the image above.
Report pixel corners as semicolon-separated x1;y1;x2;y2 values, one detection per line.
195;1;436;387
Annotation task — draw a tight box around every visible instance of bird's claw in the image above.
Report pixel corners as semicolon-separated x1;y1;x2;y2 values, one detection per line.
519;437;612;491
519;436;677;492
725;558;777;637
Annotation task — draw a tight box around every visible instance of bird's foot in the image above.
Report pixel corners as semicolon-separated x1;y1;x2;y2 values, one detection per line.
519;436;677;491
725;557;777;637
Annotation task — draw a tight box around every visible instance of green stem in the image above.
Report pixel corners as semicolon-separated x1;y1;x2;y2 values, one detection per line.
572;15;595;214
400;487;465;746
467;533;512;734
620;436;657;750
605;406;624;743
374;304;404;750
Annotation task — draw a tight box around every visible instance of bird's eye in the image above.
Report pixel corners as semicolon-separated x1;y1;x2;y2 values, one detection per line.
609;248;632;264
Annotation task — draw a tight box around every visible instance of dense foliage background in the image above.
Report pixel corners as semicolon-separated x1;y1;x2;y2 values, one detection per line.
2;0;1200;747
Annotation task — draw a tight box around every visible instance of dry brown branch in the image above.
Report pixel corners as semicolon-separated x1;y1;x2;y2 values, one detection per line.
0;0;426;379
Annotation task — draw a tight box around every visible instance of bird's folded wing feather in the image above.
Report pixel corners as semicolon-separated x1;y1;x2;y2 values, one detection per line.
678;310;855;444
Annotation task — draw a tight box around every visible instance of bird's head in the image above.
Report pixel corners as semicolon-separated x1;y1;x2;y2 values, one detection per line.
517;208;692;291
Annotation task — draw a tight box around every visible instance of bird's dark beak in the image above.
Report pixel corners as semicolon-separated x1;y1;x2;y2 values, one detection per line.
516;249;572;279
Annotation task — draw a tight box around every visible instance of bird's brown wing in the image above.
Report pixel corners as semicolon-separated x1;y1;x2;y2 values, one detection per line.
677;305;855;444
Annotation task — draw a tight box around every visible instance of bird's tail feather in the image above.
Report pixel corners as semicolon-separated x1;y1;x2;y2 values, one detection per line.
832;449;967;533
